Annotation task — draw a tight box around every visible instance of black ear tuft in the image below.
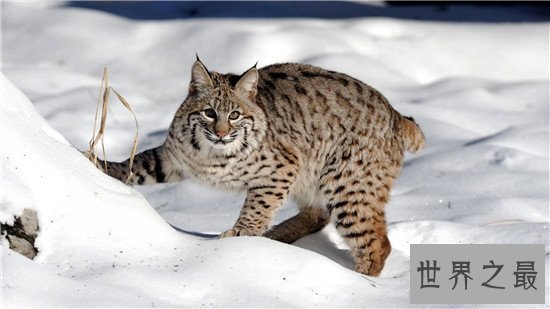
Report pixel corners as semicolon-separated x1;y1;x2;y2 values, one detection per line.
194;54;211;78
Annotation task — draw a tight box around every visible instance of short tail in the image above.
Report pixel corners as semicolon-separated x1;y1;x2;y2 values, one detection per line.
399;116;425;153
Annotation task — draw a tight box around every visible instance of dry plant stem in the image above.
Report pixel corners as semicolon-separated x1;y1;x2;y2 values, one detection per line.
88;67;110;171
100;76;110;173
87;68;105;165
87;68;139;182
112;88;139;184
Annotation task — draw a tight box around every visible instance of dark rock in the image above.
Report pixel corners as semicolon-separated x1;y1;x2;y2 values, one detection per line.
1;208;39;259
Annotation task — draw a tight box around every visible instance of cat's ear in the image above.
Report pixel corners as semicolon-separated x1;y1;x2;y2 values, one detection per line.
235;65;258;100
189;58;213;95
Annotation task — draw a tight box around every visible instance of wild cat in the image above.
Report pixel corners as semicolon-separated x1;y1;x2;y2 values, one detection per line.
95;58;425;276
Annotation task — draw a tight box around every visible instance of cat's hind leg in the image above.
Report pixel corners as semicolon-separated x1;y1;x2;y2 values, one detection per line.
263;206;329;243
331;197;391;277
319;156;400;276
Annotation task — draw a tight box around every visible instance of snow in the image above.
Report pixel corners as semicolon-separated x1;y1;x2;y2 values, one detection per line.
1;2;548;307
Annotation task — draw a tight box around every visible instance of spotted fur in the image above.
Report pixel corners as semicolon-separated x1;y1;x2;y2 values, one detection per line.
98;59;425;276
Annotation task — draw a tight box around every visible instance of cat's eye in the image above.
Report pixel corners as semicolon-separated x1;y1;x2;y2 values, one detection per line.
202;108;217;119
228;111;241;120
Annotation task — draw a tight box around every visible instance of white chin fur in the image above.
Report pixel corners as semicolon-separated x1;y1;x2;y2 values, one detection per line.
211;140;242;156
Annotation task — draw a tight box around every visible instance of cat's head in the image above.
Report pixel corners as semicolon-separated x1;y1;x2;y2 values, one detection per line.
175;59;267;157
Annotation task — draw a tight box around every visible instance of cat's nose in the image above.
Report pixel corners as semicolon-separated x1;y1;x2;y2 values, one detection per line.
216;130;229;138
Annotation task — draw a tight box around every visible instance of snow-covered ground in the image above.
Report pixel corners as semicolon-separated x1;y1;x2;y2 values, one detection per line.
1;2;548;307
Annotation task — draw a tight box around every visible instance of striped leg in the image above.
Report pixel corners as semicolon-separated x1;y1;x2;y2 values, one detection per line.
331;198;391;277
220;182;293;238
320;158;397;276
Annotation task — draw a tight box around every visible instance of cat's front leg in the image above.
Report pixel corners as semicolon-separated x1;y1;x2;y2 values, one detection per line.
220;179;295;238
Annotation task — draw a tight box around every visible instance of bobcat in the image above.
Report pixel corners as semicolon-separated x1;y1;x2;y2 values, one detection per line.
95;58;425;276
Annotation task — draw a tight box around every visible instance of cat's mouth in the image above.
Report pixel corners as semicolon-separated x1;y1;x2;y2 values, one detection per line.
211;138;233;145
201;128;240;150
205;134;237;146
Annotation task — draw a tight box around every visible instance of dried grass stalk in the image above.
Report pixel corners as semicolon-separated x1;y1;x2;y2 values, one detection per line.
87;68;139;184
88;68;109;171
111;88;139;184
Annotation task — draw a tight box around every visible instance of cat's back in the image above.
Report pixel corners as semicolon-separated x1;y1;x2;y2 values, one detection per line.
258;62;395;116
258;63;359;94
256;63;398;146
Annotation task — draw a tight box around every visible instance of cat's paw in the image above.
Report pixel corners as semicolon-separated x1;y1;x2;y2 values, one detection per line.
219;226;262;238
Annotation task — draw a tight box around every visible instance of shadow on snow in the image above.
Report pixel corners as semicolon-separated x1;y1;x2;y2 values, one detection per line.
65;1;550;22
